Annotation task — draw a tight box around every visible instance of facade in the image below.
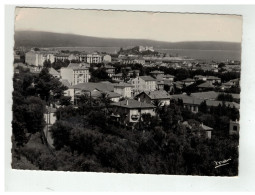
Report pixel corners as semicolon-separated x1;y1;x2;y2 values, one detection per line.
104;65;115;78
135;90;171;106
112;73;124;82
114;82;133;98
181;78;195;86
206;76;221;84
54;53;69;62
229;120;240;135
150;70;164;78
60;79;75;102
103;55;112;62
171;94;240;113
60;63;90;85
131;76;156;94
86;53;102;64
111;99;156;124
25;51;55;66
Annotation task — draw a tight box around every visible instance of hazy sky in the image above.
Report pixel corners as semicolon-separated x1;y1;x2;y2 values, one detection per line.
15;7;242;43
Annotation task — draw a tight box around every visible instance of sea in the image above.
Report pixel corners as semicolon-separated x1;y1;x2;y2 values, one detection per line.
50;47;241;62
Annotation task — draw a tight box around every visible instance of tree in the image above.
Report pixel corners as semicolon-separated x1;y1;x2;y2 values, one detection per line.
50;121;73;150
217;93;234;102
122;69;128;82
152;99;163;118
59;96;72;106
35;68;67;102
199;100;208;113
43;59;52;68
24;96;45;134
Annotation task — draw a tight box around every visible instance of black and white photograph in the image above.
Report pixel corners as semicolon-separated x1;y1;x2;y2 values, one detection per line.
11;7;242;177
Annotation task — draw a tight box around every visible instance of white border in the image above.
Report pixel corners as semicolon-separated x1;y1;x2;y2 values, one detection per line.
4;4;255;192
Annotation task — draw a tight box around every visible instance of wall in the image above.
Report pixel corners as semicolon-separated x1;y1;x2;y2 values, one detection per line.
60;68;73;85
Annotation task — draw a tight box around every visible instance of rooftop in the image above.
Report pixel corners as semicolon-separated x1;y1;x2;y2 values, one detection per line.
60;79;71;88
111;99;155;109
198;82;215;88
71;82;114;92
49;67;60;76
114;82;134;88
66;63;90;70
137;90;171;100
139;76;156;81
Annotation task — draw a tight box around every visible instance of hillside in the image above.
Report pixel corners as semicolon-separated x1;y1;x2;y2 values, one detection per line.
14;31;241;51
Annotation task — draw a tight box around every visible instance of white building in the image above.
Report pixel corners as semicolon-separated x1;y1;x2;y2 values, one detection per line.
103;55;112;62
60;63;90;85
86;53;102;64
114;82;133;98
131;76;157;94
25;51;55;66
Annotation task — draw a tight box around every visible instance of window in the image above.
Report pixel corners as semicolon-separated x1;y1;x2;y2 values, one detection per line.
233;125;238;131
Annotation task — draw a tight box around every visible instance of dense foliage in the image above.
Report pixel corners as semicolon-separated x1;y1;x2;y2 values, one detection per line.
12;64;239;176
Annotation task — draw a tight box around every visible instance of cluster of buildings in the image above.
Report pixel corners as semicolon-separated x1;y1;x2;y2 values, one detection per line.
24;50;112;67
16;46;240;139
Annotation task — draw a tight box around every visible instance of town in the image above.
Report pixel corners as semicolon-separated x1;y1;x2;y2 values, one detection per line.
12;44;240;175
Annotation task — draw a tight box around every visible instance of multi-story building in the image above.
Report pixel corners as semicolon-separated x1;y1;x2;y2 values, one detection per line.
25;51;55;66
104;65;115;78
111;99;156;124
60;63;90;85
131;76;156;94
86;53;102;64
150;70;164;78
135;90;171;106
114;82;133;98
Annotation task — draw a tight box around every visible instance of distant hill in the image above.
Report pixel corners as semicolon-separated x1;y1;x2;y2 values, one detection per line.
14;31;241;51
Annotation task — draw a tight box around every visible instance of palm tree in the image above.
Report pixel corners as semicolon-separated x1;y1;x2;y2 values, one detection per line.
99;92;111;114
152;99;163;119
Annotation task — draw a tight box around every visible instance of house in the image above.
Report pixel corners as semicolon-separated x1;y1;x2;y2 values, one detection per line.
60;79;75;102
54;53;70;61
44;106;57;125
102;54;112;63
121;56;145;65
150;70;164;78
60;63;90;85
206;76;221;84
128;69;140;77
110;99;156;124
112;73;124;82
49;67;60;79
25;51;55;66
171;94;240;113
182;121;213;139
131;76;157;94
114;82;134;98
162;74;175;81
194;75;207;81
156;80;165;90
86;53;102;64
104;65;115;78
135;90;171;106
197;81;215;91
181;78;195;86
70;82;119;103
229;120;240;135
